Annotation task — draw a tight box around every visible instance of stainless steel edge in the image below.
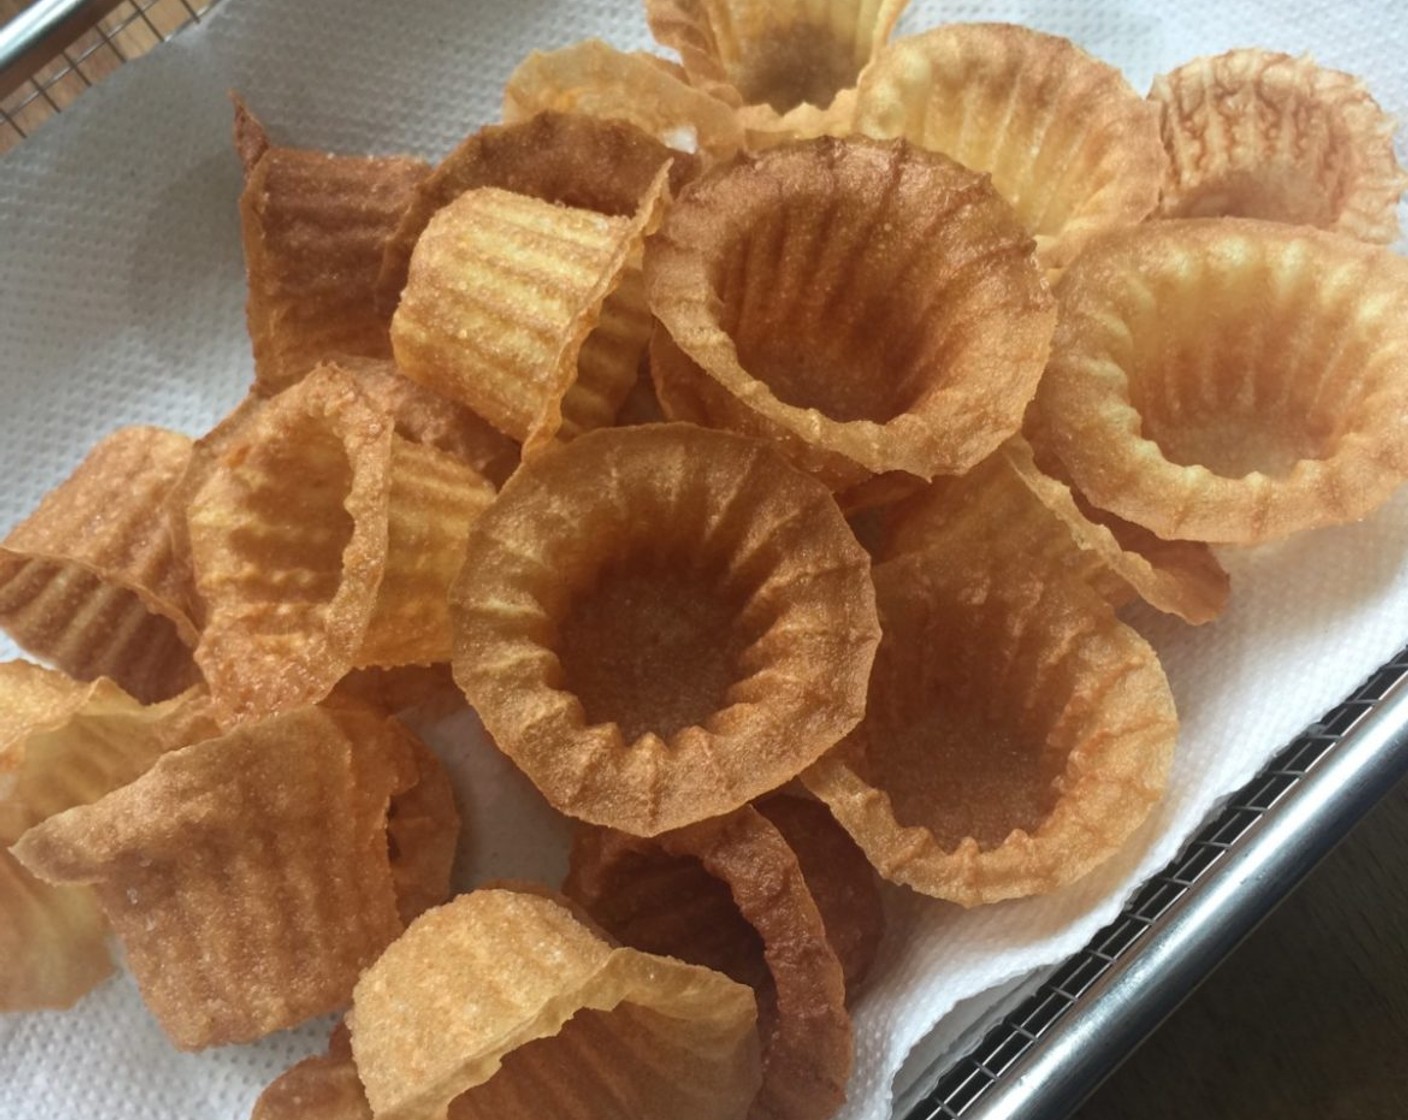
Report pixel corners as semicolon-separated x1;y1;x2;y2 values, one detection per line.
949;665;1408;1120
0;0;124;100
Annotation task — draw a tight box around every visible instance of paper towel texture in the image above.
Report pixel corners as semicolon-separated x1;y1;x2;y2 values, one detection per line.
1;1;1406;1117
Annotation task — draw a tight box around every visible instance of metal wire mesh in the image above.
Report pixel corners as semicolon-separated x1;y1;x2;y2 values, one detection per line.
906;642;1408;1119
1;0;218;154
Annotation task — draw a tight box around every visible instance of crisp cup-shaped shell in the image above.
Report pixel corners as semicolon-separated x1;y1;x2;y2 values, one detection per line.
377;113;690;446
241;137;429;395
644;0;909;137
391;178;666;448
0;664;218;1010
451;424;880;837
348;888;761;1120
503;40;746;161
187;367;495;724
565;805;853;1120
1035;219;1408;544
1151;50;1408;243
12;705;414;1049
0;427;200;704
385;731;460;927
188;369;393;722
853;23;1165;271
803;556;1177;907
378;111;696;313
0;664;218;842
881;440;1229;625
646;137;1055;485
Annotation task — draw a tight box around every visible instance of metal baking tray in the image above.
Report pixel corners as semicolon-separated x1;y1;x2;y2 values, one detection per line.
5;5;1408;1118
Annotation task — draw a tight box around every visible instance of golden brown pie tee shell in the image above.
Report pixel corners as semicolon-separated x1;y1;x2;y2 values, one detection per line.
646;136;1055;485
451;423;879;837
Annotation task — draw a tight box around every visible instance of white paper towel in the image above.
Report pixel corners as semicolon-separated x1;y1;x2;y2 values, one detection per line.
1;1;1406;1117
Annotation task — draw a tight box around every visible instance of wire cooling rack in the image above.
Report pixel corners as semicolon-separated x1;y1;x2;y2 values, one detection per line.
900;645;1408;1118
0;0;217;154
5;4;1408;1118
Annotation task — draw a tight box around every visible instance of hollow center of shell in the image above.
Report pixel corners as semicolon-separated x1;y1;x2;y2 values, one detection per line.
868;701;1064;851
712;205;941;425
555;561;754;743
734;23;858;113
1122;270;1346;479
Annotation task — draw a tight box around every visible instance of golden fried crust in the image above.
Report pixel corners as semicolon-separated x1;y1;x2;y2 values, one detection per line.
854;23;1165;271
13;706;413;1049
1034;219;1408;544
1151;49;1408;243
451;423;879;837
880;438;1229;625
241;143;429;395
377;111;696;315
348;888;761;1120
0;427;201;704
565;805;853;1120
647;136;1054;485
803;555;1177;907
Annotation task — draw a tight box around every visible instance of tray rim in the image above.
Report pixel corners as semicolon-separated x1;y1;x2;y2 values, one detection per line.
898;642;1408;1119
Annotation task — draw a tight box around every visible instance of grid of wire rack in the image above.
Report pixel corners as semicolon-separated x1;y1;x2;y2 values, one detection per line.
4;4;1408;1118
0;0;218;154
909;642;1408;1118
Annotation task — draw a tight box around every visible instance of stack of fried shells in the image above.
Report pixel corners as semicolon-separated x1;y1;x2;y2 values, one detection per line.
5;10;1408;1120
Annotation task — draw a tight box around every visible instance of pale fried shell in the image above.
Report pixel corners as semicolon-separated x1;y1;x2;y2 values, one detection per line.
0;426;201;704
1034;219;1408;544
12;705;414;1049
452;424;879;837
0;664;218;843
0;666;217;1011
853;23;1166;271
565;806;852;1120
378;110;696;315
646;137;1055;485
391;179;666;447
348;888;761;1120
0;847;112;1012
1151;49;1408;243
503;40;746;160
253;1023;371;1120
241;138;429;395
645;0;908;135
802;555;1178;907
188;366;495;722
